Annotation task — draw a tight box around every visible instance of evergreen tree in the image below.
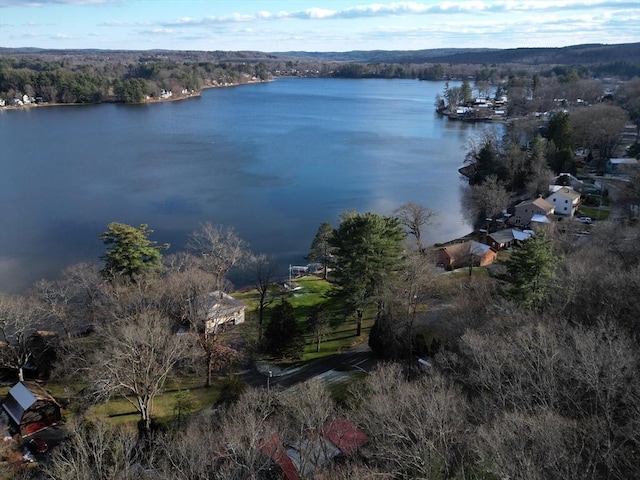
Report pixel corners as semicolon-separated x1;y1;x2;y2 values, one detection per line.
263;299;304;358
331;212;405;335
460;79;473;105
505;231;557;309
306;222;335;280
99;222;168;281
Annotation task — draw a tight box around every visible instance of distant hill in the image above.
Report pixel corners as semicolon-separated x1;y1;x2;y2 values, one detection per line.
1;43;638;66
273;43;640;65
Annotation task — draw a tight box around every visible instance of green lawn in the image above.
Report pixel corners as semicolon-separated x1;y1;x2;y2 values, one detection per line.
578;205;610;220
236;276;374;364
86;376;222;427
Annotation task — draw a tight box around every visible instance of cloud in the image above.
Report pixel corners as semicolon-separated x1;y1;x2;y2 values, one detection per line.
0;0;118;6
143;28;175;36
157;1;640;27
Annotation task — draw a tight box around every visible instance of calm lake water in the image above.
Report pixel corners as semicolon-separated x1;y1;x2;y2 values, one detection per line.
0;78;496;293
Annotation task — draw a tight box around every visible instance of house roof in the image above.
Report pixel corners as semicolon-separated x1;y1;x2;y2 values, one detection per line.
488;228;533;245
2;382;59;426
469;241;491;256
259;433;299;480
609;158;638;165
516;197;554;212
287;437;341;478
512;229;533;241
2;382;36;425
258;418;368;480
322;418;368;455
548;186;581;201
530;214;551;224
203;291;246;319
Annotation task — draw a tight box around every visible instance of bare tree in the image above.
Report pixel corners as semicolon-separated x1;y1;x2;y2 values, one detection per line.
188;222;248;292
160;264;236;387
62;262;104;327
474;410;586;480
156;388;280;479
246;253;279;341
572;103;629;169
461;175;510;229
0;293;41;382
32;278;75;338
42;418;144;480
393;201;438;251
371;250;439;361
93;311;192;434
351;363;470;479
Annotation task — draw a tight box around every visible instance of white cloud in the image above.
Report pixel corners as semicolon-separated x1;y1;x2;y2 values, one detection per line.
156;0;638;28
0;0;118;6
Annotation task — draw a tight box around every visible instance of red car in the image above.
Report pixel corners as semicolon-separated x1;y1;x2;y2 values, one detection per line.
27;438;49;454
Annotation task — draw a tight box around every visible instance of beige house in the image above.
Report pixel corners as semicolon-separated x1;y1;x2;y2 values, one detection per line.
546;187;581;216
510;197;555;227
201;291;246;334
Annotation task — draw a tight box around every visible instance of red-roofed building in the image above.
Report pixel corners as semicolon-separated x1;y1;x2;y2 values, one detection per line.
258;433;299;480
322;417;369;455
258;418;368;479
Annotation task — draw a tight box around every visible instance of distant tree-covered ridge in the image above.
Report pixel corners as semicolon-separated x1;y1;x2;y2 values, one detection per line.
1;42;638;105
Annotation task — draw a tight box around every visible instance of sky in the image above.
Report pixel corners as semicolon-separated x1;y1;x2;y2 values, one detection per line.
0;0;638;52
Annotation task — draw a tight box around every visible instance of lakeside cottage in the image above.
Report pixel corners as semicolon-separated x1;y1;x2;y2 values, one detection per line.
201;291;246;334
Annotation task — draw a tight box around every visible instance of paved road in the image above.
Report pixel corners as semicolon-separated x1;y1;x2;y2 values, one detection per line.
239;341;377;390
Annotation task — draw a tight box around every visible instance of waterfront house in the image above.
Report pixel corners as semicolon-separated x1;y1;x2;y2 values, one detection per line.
546;187;581;217
201;291;246;334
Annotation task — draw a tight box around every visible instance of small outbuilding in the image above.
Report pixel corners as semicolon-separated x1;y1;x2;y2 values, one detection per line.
2;381;61;437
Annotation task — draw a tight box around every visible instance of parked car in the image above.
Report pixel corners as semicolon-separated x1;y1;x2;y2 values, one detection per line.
26;438;48;454
577;217;593;224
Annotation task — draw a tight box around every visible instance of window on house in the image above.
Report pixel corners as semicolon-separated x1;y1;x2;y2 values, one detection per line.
565;200;568;203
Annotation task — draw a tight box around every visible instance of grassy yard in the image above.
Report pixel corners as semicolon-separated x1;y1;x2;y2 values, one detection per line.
85;376;223;427
578;205;610;220
235;276;374;364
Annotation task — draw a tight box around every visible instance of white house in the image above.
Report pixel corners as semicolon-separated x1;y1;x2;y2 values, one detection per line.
201;291;246;334
546;186;581;217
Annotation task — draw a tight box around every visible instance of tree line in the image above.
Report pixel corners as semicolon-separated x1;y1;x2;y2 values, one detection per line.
0;56;272;104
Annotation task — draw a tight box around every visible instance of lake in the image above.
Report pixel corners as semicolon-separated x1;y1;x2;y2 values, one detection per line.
0;78;497;293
